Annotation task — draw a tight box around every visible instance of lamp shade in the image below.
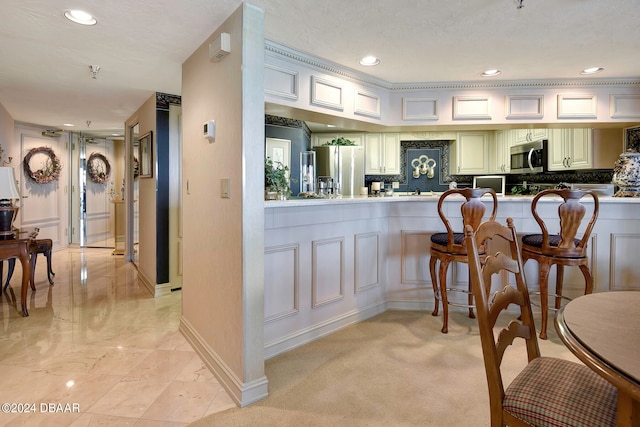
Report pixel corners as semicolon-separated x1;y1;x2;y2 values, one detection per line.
0;167;20;199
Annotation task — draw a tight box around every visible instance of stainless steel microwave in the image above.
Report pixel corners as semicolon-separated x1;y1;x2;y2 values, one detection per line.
510;140;548;174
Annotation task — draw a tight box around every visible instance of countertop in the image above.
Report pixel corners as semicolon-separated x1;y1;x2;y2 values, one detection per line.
264;193;640;208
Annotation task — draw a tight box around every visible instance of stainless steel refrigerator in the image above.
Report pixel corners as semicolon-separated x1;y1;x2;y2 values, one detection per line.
313;145;365;197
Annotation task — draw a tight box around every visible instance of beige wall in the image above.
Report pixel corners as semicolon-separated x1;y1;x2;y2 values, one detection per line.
0;102;14;148
181;3;266;405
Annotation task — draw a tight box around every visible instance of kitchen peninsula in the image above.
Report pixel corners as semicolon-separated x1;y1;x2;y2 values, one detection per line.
263;195;640;359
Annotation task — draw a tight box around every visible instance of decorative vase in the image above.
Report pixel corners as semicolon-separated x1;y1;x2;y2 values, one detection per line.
612;150;640;197
265;188;278;200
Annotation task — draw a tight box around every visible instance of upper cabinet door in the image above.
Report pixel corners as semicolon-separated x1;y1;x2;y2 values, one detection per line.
568;128;591;169
364;133;400;175
451;132;489;175
514;128;548;144
548;129;568;171
548;128;592;170
382;133;400;175
490;130;512;174
364;133;384;174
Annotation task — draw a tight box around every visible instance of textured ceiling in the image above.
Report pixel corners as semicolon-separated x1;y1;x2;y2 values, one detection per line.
0;0;639;136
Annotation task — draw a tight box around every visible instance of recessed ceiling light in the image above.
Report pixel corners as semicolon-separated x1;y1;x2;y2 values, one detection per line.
63;123;75;127
581;67;604;75
326;124;336;128
360;56;380;66
64;9;97;26
481;69;502;77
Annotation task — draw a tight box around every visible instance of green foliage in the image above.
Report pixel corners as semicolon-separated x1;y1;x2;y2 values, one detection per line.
511;185;526;195
264;157;291;195
324;136;356;146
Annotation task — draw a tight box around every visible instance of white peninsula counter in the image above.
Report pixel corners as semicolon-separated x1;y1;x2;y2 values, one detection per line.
263;194;640;359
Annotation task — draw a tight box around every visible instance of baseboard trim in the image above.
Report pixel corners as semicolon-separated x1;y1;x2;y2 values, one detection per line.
137;269;174;297
180;316;269;407
264;301;387;360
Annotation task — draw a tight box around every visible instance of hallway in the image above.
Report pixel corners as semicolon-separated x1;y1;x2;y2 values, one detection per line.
0;248;235;426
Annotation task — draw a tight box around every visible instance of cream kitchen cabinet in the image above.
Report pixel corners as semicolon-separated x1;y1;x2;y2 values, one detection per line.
514;128;548;144
548;128;623;171
450;131;490;175
312;133;364;147
490;130;512;174
364;133;400;175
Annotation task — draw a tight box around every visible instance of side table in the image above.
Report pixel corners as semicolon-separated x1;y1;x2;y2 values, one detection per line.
0;228;38;317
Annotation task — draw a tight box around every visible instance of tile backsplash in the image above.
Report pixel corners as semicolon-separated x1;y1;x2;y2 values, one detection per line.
365;139;617;194
366;140;461;193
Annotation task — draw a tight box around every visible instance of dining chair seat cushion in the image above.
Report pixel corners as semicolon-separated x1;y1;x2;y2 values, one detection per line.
521;233;581;248
504;356;617;427
431;232;464;246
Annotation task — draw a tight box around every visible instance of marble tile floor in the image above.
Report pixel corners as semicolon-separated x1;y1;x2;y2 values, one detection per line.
0;247;236;426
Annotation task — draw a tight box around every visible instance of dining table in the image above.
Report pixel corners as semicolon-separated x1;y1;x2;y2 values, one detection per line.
555;291;640;427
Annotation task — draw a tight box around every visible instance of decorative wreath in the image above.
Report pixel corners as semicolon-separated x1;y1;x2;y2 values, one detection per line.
87;152;111;184
133;156;140;179
23;146;62;184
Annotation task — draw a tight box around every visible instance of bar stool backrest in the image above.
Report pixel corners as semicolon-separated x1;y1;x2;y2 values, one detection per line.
436;188;498;252
530;189;599;258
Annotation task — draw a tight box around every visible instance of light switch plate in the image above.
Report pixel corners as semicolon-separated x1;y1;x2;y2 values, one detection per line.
221;178;230;198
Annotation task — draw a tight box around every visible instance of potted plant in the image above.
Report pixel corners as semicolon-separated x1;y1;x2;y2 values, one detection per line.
324;136;356;146
264;157;291;200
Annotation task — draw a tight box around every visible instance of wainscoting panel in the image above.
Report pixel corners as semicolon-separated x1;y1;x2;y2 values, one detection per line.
354;91;381;118
311;237;344;307
610;94;640;119
453;96;491;120
354;232;379;293
402;98;438;121
264;244;299;321
310;76;344;111
609;233;640;290
557;94;597;118
401;230;431;285
264;64;299;101
505;95;544;119
85;212;110;244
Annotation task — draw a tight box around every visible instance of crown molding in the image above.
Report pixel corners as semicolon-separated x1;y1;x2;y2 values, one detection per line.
265;39;640;92
265;39;392;90
392;79;640;91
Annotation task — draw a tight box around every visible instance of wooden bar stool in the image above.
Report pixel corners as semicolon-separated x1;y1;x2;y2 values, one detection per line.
521;189;599;339
1;238;55;291
429;188;498;333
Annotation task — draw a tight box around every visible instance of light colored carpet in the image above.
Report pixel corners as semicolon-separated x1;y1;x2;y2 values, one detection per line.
191;309;578;427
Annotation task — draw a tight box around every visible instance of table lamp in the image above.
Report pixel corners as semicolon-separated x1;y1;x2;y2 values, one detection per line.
0;167;20;237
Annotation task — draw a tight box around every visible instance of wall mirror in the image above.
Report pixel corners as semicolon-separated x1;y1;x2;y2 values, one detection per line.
139;131;153;178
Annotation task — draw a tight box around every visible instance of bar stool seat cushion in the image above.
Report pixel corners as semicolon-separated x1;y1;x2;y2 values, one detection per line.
430;232;464;246
503;357;617;427
522;234;580;248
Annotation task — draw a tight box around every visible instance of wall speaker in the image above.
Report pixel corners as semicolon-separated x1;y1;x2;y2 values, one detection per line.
209;33;231;62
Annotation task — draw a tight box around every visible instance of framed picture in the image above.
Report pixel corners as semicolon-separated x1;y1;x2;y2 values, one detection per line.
138;131;153;178
265;137;291;170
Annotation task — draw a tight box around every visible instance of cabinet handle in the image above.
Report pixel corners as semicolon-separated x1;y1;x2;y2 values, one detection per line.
567;157;571;167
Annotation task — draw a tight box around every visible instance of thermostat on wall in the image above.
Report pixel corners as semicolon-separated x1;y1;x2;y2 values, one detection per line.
203;120;215;142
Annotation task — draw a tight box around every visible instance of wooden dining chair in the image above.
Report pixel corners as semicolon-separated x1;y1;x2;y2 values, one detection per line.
465;219;617;427
521;189;599;339
429;188;497;333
